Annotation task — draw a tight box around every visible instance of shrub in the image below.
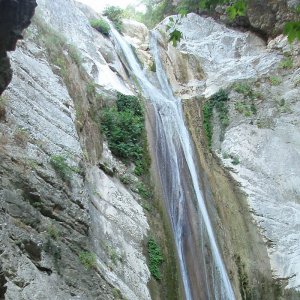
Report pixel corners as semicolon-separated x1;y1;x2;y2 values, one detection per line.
202;89;230;149
47;225;60;240
233;82;253;97
269;76;282;86
103;6;123;32
135;182;152;200
101;93;149;175
148;238;164;280
279;57;293;69
50;155;73;181
231;155;240;165
86;81;96;98
90;18;110;36
79;251;96;269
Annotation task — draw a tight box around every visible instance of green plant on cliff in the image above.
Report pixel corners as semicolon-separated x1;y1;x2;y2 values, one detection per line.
50;155;73;181
90;18;110;36
101;93;150;175
202;89;230;149
148;238;164;280
103;6;124;32
33;16;82;80
79;251;97;269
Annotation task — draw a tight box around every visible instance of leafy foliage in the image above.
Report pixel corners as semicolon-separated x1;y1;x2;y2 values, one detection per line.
226;0;247;20
79;251;96;269
90;18;110;36
142;0;173;28
284;4;300;43
103;6;124;32
202;89;230;148
148;238;164;280
50;155;73;181
101;93;149;175
279;57;293;69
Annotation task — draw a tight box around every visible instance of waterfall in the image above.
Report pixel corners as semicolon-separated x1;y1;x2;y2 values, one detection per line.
109;25;235;300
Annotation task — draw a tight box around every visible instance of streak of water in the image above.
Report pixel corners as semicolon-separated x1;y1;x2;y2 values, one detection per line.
110;25;235;300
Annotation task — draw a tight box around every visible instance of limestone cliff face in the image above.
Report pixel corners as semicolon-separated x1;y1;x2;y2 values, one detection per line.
0;0;37;94
146;12;300;297
0;0;154;299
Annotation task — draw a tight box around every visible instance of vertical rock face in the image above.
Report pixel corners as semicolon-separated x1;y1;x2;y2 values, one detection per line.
149;12;300;296
0;0;37;94
247;0;300;37
0;0;152;299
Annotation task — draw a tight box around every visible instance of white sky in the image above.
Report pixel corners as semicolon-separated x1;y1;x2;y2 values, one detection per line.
76;0;138;12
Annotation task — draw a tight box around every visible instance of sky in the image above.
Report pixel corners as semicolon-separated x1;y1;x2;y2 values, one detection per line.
76;0;138;12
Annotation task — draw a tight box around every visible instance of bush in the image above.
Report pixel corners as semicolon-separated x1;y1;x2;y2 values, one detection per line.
90;18;110;36
50;155;73;181
202;89;230;149
103;6;123;32
148;238;164;280
79;251;96;269
269;76;282;86
47;225;60;240
279;57;293;69
101;93;149;175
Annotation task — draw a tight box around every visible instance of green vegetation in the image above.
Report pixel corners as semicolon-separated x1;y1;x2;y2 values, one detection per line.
120;174;132;185
279;57;293;69
101;92;150;176
79;251;97;269
234;102;253;117
86;81;96;98
234;254;251;300
135;182;152;200
202;89;230;148
269;76;282;86
90;18;110;36
256;117;274;129
284;21;300;42
50;155;73;181
232;82;257;116
231;155;240;165
103;6;123;32
284;6;300;43
47;225;60;240
148;238;164;280
33;16;82;79
0;96;6;121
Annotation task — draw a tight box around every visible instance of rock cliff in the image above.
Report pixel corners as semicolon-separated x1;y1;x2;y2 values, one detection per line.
147;12;300;298
0;0;177;299
0;0;37;94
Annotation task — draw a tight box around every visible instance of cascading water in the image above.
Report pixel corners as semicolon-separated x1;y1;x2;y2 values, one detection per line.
110;25;235;300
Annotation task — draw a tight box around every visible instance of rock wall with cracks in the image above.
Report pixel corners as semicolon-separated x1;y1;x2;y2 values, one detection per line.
0;0;153;299
145;13;300;295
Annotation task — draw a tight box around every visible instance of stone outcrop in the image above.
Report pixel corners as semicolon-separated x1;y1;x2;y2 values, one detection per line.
0;0;154;299
247;0;300;38
149;12;300;296
0;0;37;94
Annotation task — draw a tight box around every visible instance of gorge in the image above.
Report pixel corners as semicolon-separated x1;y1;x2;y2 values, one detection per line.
0;0;300;300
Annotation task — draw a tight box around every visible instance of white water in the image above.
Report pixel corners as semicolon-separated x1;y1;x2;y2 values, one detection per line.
110;25;235;300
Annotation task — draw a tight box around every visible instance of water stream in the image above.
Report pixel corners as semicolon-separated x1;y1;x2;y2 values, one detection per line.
110;25;235;300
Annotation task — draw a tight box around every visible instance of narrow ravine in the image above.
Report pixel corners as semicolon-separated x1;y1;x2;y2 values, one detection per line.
110;24;235;300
